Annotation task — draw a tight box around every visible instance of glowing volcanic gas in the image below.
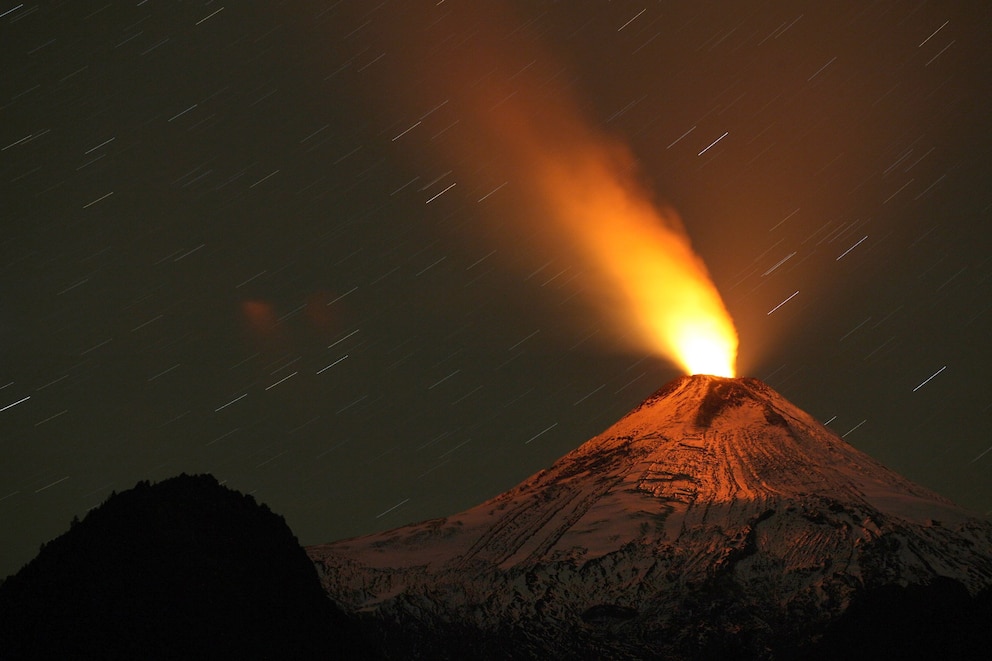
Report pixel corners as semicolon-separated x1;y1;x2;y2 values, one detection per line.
520;123;739;378
375;4;738;377
467;58;739;378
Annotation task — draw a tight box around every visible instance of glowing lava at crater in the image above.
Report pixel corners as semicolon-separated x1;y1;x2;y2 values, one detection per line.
672;320;737;378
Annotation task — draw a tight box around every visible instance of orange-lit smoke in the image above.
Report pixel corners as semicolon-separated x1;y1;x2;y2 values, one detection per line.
239;293;345;357
486;102;738;377
378;5;738;377
240;300;285;355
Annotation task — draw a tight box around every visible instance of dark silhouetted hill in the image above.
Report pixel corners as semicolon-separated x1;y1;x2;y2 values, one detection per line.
0;473;371;660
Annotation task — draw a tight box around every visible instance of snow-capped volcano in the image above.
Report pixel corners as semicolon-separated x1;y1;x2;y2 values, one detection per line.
308;375;992;658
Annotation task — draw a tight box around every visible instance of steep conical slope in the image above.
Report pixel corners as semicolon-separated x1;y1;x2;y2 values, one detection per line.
308;375;992;658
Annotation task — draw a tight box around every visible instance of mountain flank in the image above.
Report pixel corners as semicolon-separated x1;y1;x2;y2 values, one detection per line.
308;375;992;659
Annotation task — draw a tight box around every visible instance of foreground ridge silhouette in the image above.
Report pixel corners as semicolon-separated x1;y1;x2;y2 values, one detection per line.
0;473;371;660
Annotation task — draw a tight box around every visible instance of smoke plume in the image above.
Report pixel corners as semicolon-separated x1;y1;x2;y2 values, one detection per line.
372;4;737;376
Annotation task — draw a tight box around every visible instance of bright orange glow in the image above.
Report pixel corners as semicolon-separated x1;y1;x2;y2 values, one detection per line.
482;96;738;378
534;141;738;378
376;4;739;376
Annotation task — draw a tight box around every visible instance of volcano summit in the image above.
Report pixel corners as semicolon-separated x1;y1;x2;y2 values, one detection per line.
308;375;992;658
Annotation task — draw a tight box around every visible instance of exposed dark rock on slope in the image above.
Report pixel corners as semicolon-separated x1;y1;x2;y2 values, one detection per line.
308;375;992;659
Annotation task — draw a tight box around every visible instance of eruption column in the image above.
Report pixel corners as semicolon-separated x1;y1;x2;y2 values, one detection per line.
470;70;738;377
384;4;739;376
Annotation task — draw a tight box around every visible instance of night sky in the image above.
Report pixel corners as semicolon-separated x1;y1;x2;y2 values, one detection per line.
3;1;991;578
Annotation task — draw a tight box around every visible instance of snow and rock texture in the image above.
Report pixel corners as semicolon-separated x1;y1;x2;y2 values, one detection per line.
308;375;992;658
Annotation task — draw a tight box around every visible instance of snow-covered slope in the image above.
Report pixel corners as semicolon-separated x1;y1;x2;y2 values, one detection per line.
308;375;992;658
